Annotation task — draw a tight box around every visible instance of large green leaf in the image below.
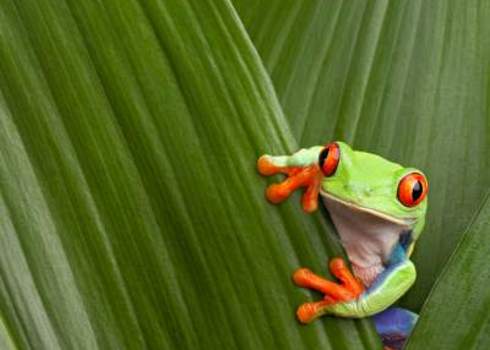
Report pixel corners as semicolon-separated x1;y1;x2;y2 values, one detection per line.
235;0;490;310
406;192;490;349
0;0;380;348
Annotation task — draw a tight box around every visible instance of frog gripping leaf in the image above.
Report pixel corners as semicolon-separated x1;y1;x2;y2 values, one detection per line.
257;142;428;350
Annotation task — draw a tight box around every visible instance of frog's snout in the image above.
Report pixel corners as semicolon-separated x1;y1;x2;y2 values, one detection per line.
343;183;373;198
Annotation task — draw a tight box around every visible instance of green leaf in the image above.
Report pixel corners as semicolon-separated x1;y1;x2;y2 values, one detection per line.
235;0;490;310
0;0;380;349
406;192;490;349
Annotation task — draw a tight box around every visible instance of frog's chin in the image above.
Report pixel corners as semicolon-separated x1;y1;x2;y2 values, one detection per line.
320;190;416;287
319;190;415;227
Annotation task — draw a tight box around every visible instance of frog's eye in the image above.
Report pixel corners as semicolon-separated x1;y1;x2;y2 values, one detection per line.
319;142;340;177
397;172;428;207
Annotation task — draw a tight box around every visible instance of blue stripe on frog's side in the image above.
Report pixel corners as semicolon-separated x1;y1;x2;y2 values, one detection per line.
373;307;418;350
371;236;417;349
398;230;413;251
364;243;410;297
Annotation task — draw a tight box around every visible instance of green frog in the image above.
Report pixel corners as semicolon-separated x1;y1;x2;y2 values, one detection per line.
257;141;428;350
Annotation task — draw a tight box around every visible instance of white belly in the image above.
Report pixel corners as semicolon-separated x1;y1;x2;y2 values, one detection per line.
322;194;409;287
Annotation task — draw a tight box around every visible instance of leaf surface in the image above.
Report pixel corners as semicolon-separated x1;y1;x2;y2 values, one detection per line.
0;0;380;348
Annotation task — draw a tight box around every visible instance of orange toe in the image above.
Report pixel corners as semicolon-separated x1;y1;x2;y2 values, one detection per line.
293;267;357;301
329;257;347;272
301;172;321;213
257;156;279;176
266;183;293;203
297;303;316;324
296;301;331;324
329;258;364;296
292;268;313;287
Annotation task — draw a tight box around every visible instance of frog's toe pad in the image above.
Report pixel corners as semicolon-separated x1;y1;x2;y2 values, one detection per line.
296;301;328;324
292;268;314;287
265;183;293;203
297;303;316;324
257;155;279;176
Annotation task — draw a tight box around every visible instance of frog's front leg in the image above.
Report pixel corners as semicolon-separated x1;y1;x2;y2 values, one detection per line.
257;146;324;212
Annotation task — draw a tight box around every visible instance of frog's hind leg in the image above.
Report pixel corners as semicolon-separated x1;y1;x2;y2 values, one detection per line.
372;307;418;350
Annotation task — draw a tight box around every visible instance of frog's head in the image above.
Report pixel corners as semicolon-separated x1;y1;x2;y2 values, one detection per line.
258;141;429;266
319;141;428;229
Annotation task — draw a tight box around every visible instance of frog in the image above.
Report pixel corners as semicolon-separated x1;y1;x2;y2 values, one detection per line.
257;141;428;350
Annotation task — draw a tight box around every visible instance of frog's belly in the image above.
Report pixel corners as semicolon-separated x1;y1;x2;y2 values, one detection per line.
321;194;409;287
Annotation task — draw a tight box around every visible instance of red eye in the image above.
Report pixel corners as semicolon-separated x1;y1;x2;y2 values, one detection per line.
319;142;340;177
397;172;428;207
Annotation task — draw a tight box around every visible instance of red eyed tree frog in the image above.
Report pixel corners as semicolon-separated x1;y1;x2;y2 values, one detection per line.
257;142;428;350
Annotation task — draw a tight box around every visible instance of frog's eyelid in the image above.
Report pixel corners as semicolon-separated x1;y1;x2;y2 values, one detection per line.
319;142;340;177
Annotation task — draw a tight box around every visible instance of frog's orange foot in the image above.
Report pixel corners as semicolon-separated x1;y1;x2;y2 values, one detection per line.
293;267;361;302
292;259;365;323
257;155;322;213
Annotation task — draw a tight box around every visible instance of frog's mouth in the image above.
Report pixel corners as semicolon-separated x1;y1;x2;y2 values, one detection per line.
319;190;416;227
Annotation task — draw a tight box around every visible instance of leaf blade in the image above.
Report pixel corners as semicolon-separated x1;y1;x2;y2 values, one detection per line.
406;192;490;349
0;0;379;348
